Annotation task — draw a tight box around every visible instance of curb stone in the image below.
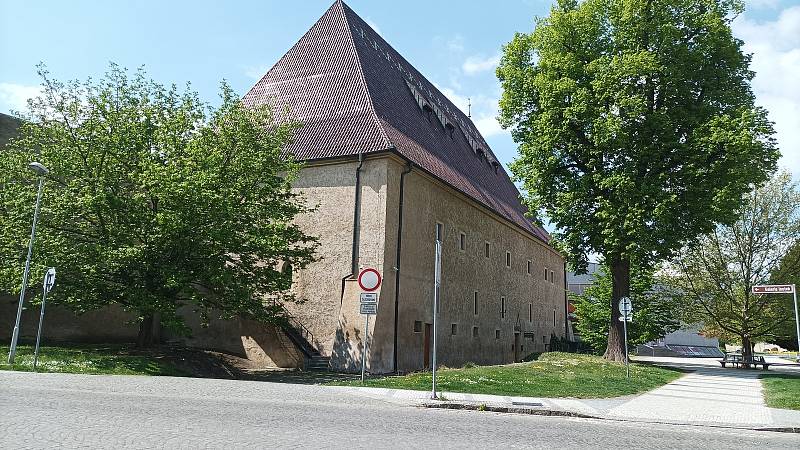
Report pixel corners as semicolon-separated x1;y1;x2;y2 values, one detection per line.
422;401;800;434
420;401;598;419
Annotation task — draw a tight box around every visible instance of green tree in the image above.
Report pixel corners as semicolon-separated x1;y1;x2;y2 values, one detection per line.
0;64;317;346
497;0;778;360
668;172;800;357
770;243;800;350
573;262;682;354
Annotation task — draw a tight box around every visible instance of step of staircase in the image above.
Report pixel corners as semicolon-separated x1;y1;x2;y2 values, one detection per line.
305;356;331;371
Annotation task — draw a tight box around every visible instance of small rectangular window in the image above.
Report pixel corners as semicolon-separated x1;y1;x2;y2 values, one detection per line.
550;270;555;283
495;329;501;339
473;291;478;315
451;323;458;335
544;267;548;280
529;303;532;322
527;260;531;275
484;242;490;258
542;335;546;343
506;251;511;267
414;321;422;333
459;232;466;251
553;309;556;327
436;223;443;242
472;326;478;338
501;297;505;318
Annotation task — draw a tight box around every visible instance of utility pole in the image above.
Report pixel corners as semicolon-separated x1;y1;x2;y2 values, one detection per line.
431;240;441;399
8;162;49;364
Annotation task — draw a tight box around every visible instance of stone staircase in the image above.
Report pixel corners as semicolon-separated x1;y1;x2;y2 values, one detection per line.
305;355;331;371
282;316;330;372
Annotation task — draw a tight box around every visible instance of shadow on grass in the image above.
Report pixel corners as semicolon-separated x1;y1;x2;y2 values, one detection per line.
0;343;187;377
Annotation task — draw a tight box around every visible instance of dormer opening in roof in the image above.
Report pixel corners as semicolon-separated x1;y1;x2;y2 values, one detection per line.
406;79;433;122
445;122;455;139
492;160;500;174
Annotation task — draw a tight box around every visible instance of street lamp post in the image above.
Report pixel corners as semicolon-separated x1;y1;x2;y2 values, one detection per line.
7;162;49;364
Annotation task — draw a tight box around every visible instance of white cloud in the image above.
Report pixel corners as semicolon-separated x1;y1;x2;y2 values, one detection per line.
436;84;507;138
746;0;781;9
462;53;501;75
364;17;382;36
733;6;800;176
0;82;42;113
244;64;271;80
447;35;465;53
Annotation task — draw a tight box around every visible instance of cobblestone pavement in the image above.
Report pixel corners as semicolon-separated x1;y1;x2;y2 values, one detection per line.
605;367;773;424
2;371;800;449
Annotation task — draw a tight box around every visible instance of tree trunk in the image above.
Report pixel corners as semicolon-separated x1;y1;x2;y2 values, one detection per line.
136;313;159;348
741;335;752;359
603;258;630;362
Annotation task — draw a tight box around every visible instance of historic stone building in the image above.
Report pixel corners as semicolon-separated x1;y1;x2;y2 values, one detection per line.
241;1;567;373
0;2;567;374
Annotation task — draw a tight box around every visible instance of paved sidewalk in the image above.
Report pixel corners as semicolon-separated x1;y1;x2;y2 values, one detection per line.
337;357;800;430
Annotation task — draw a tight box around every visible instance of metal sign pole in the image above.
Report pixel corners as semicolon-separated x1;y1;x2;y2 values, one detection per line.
33;289;49;371
431;240;441;399
623;309;629;379
34;268;56;371
361;313;369;383
793;285;799;363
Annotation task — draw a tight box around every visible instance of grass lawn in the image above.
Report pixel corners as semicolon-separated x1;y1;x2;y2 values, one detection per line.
761;374;800;411
0;343;187;376
329;352;683;398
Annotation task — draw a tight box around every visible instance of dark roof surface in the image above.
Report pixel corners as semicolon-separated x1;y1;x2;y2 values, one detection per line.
0;113;22;149
243;1;550;243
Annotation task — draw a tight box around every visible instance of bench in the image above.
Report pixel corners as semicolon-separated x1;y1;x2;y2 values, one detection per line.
719;354;770;370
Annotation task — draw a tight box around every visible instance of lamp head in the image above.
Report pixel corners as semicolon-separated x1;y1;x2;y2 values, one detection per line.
28;162;49;176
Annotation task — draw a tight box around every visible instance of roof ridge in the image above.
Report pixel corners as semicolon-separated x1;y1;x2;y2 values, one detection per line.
241;3;341;101
338;2;393;151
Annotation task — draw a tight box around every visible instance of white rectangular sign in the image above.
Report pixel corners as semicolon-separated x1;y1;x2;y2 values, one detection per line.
360;303;377;315
752;285;795;294
360;293;378;303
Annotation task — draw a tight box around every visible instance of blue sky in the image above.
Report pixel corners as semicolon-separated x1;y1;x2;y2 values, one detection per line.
1;0;799;176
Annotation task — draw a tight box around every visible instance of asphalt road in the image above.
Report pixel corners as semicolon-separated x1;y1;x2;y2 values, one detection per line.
1;371;798;449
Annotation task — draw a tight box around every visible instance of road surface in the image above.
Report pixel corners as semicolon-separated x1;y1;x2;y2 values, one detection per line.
1;371;797;449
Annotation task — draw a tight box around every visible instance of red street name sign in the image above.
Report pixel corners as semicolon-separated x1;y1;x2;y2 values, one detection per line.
752;285;795;294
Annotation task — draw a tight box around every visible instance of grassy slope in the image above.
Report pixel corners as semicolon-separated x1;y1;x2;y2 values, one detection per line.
330;352;683;398
0;344;187;376
762;374;800;411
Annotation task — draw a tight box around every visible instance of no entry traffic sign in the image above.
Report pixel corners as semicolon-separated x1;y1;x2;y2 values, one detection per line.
358;268;382;292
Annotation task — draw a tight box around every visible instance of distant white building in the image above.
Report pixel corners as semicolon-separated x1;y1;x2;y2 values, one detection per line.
641;324;723;357
568;264;723;357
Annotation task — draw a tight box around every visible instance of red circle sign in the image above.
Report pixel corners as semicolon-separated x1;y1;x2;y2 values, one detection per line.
358;268;382;292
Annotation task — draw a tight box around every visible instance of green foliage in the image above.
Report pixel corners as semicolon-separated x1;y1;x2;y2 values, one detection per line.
0;64;317;338
769;241;800;350
573;263;682;354
330;352;683;398
668;172;800;353
497;0;778;359
497;0;778;270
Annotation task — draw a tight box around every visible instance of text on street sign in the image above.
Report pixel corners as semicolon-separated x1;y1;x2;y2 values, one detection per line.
360;303;378;315
752;285;795;294
360;293;378;303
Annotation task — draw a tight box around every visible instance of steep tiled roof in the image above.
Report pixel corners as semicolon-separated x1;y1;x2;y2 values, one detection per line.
243;1;550;244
